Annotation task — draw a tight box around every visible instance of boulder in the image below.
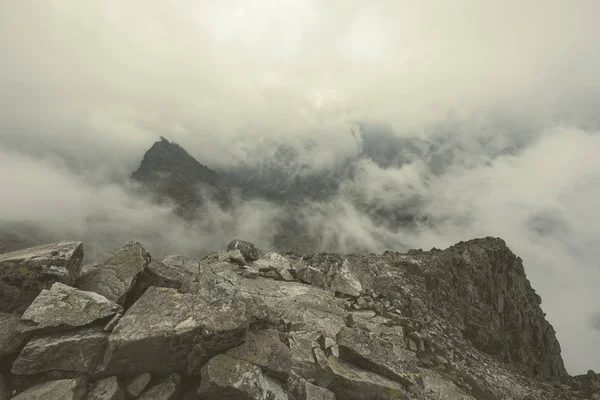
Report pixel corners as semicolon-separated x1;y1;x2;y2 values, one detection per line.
77;242;150;305
304;382;335;400
331;258;364;297
138;261;187;290
161;255;199;276
294;265;326;288
0;241;84;313
125;373;151;398
226;333;292;381
138;373;181;400
323;356;414;400
288;331;321;380
227;240;259;262
99;287;248;376
198;354;289;400
336;327;423;390
127;261;191;302
86;376;125;400
11;327;109;375
11;377;88;400
287;373;336;400
18;283;122;333
0;313;30;358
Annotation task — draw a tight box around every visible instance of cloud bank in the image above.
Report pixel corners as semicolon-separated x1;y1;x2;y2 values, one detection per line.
1;0;600;374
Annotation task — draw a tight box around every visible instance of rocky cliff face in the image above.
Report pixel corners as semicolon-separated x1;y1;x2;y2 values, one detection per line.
131;137;232;218
0;237;596;400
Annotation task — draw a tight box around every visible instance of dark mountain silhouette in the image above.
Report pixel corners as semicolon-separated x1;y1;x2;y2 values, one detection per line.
131;137;233;218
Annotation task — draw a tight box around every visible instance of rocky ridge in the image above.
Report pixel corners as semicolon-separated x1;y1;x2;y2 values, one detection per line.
0;237;597;400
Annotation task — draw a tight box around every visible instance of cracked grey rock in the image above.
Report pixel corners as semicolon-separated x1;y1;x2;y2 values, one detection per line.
0;241;84;313
12;377;88;400
18;283;122;333
198;354;289;400
226;333;292;381
86;376;125;400
11;326;109;375
99;287;248;376
77;242;149;305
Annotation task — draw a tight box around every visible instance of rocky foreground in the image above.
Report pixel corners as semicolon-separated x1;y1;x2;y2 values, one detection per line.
0;238;598;400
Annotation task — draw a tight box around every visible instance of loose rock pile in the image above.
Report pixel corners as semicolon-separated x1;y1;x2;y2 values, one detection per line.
0;238;597;399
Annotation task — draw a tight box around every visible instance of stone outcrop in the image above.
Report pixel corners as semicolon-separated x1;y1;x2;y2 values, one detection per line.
0;241;83;313
0;237;595;400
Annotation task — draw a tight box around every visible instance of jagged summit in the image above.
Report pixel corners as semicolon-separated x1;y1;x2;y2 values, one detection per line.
131;137;232;217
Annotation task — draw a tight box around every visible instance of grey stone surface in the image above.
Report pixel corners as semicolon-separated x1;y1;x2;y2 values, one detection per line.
138;373;181;400
18;283;122;333
323;356;413;400
198;354;289;400
0;312;30;358
226;333;292;381
331;258;364;297
86;376;125;400
11;377;88;400
99;287;248;376
227;239;259;262
336;327;423;391
288;331;321;381
0;241;84;313
294;265;326;288
287;373;335;400
11;327;109;375
125;373;151;398
77;242;149;305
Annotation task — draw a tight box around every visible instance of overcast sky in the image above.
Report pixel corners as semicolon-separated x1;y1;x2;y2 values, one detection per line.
1;1;600;374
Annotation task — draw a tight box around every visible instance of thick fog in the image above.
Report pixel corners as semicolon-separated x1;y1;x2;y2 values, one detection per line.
1;1;600;374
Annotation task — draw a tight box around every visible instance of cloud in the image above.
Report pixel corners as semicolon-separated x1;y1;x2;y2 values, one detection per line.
0;147;284;261
1;0;600;375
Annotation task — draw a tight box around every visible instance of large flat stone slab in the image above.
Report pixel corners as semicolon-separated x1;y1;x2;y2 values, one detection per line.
18;283;122;333
99;287;248;376
323;356;414;400
336;327;423;391
11;327;109;375
0;241;84;313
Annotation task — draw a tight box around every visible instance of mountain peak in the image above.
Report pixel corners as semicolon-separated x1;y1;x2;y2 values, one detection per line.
131;138;232;217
